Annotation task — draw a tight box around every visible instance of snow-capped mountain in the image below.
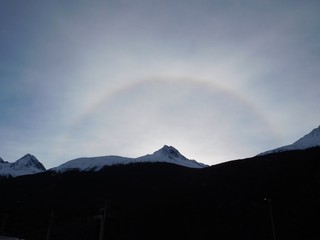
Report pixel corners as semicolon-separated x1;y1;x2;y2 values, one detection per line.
0;154;46;177
52;145;207;173
259;125;320;155
136;145;207;168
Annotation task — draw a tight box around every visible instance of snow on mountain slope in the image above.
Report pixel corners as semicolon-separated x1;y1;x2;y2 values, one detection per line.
259;125;320;155
0;154;46;177
52;145;208;173
137;145;208;168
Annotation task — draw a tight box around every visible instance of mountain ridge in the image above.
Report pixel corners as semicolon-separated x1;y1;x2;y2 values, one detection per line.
0;146;207;177
259;125;320;155
52;145;208;173
0;154;46;177
2;124;320;177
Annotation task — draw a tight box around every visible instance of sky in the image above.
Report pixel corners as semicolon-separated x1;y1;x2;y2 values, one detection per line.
1;0;320;168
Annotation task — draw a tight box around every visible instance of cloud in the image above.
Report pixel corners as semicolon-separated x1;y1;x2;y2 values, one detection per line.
1;0;320;167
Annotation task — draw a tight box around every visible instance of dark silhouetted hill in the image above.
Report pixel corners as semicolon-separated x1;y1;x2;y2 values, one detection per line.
1;147;320;239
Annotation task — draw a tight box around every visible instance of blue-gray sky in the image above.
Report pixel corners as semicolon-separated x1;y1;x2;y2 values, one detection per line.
1;0;320;168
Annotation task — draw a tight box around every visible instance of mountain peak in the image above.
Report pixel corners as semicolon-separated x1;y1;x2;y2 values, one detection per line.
290;125;320;148
259;125;320;155
14;154;46;171
154;145;184;159
304;125;320;137
141;145;208;168
0;154;46;177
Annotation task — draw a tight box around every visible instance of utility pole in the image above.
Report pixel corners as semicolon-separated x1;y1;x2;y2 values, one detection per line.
265;198;277;240
99;201;108;240
47;210;54;240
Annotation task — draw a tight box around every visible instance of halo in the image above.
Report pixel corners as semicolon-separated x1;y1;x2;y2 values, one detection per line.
56;76;280;160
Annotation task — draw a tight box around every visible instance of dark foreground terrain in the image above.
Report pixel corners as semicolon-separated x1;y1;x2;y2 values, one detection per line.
1;147;320;240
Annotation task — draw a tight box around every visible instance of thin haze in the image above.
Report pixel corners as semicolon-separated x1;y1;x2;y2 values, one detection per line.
1;0;320;168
